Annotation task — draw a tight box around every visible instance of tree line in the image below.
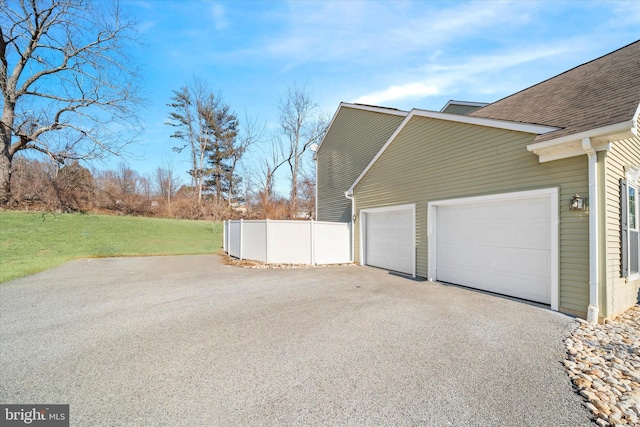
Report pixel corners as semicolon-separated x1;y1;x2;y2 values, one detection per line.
8;155;317;221
1;0;327;220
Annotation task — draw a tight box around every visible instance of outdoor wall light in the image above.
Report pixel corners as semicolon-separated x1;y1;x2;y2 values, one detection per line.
570;194;588;211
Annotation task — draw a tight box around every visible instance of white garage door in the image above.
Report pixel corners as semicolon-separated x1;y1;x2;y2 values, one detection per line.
364;207;414;275
436;194;552;304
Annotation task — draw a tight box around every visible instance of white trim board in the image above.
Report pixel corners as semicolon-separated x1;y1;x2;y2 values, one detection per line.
427;188;559;311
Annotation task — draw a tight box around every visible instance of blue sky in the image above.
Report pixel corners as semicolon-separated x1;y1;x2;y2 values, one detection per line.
115;0;639;194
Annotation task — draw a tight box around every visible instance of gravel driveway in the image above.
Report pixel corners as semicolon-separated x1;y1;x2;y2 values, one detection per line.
0;255;593;426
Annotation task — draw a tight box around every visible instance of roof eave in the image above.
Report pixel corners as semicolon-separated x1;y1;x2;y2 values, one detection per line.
527;120;636;163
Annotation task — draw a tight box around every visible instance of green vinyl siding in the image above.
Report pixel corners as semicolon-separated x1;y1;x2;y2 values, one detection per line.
603;132;640;318
316;107;406;222
353;116;590;316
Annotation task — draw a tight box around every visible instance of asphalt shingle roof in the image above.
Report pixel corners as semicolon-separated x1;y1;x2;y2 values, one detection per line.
470;40;640;143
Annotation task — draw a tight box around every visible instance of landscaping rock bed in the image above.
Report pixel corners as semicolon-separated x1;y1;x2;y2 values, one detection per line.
221;254;355;269
564;305;640;426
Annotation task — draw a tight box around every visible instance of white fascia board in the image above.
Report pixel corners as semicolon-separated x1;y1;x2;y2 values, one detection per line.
413;109;559;134
341;102;409;117
527;120;635;163
313;102;408;160
347;109;558;194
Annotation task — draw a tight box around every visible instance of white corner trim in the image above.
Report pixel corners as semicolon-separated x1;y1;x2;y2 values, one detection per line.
359;203;416;278
527;120;634;162
583;138;600;323
427;188;559;311
348;109;558;194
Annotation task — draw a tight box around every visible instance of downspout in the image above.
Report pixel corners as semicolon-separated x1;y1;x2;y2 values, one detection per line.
583;138;599;323
345;191;355;263
314;155;318;220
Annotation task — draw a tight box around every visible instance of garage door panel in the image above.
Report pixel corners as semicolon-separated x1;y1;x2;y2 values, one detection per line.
483;203;514;221
444;222;549;251
517;199;550;219
518;224;551;249
436;194;552;304
365;208;414;275
438;262;550;303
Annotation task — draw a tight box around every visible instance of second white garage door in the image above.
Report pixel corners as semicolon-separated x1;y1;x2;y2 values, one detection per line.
363;205;414;276
433;191;555;305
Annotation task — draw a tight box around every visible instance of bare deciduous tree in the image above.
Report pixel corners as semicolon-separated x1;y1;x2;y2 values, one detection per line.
0;0;142;204
278;85;327;217
155;160;181;210
225;113;262;207
256;137;286;214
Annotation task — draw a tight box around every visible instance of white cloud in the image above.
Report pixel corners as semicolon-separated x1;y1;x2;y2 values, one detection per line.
353;44;572;106
260;1;534;66
612;1;640;25
211;3;228;31
354;82;441;105
136;20;156;34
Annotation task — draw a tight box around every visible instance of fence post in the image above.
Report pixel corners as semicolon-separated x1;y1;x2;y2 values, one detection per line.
350;221;354;263
239;219;244;260
265;219;269;264
310;219;315;265
223;221;226;253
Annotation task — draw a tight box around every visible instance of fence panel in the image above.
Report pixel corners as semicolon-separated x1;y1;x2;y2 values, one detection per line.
314;222;351;264
224;220;351;265
241;221;267;262
227;221;242;258
267;221;313;264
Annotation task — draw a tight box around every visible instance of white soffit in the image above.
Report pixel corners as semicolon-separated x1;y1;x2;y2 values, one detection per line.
527;120;636;163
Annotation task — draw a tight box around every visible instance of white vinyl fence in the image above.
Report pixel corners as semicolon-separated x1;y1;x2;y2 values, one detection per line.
223;220;352;265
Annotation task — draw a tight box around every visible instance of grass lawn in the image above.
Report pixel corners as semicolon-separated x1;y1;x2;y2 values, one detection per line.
0;211;222;283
